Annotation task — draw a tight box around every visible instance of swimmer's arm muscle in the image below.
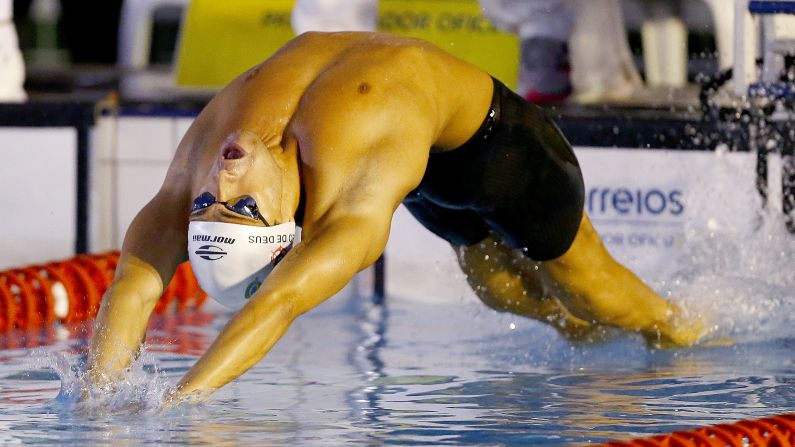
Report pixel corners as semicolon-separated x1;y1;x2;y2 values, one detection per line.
171;203;397;399
173;134;428;398
88;185;191;386
171;79;433;398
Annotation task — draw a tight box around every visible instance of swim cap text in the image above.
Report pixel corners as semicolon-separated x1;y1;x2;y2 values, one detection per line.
249;234;295;244
192;235;236;244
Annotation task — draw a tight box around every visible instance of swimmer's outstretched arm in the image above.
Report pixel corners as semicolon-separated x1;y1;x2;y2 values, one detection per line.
88;185;191;386
88;131;194;388
170;197;404;401
171;124;428;400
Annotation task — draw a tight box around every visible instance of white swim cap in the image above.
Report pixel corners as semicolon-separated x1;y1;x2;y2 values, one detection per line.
188;220;296;309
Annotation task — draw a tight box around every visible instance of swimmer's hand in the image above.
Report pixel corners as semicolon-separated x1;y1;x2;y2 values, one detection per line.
160;385;210;410
69;373;114;404
160;387;180;410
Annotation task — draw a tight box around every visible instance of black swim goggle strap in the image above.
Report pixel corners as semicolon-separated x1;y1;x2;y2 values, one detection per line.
191;192;271;226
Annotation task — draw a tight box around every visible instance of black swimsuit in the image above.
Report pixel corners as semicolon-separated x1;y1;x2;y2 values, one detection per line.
402;77;584;261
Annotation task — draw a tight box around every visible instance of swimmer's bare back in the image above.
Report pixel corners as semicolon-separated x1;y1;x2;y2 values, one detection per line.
89;32;496;401
173;31;494;228
89;32;703;403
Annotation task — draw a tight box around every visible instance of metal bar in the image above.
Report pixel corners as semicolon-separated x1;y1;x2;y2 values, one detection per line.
749;1;795;14
783;154;795;232
372;255;385;305
75;126;90;254
749;82;795;98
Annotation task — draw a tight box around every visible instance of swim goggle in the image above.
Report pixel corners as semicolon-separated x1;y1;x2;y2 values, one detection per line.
191;192;271;226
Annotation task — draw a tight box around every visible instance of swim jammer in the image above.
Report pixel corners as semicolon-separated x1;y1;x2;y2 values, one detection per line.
402;77;585;261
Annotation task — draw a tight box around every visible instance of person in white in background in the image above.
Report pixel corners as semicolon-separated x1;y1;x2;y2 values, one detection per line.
291;0;575;103
567;0;641;102
477;0;575;103
291;0;378;33
469;0;642;103
0;0;26;102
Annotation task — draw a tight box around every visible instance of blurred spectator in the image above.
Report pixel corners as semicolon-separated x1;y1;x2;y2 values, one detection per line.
569;0;641;102
59;0;122;64
291;0;574;104
13;0;122;64
479;0;574;103
0;0;25;101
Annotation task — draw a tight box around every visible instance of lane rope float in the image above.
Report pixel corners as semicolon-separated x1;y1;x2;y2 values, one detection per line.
0;252;206;332
602;412;795;447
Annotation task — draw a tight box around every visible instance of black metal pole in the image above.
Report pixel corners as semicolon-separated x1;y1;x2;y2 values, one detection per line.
373;255;385;305
75;126;90;254
783;154;795;233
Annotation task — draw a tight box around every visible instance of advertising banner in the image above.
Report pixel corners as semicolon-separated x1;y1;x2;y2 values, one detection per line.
176;0;518;89
0;128;77;269
385;147;761;302
576;148;759;279
177;0;297;88
378;0;518;88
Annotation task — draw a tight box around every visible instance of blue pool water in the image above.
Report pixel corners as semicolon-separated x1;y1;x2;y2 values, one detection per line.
0;280;793;446
1;211;794;445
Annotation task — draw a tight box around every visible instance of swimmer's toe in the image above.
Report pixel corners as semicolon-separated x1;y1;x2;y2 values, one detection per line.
644;313;707;349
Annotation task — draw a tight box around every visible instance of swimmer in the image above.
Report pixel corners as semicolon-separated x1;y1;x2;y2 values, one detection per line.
87;32;703;403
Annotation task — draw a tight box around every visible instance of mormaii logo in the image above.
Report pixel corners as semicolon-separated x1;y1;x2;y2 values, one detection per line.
587;187;684;217
194;245;227;261
192;235;235;244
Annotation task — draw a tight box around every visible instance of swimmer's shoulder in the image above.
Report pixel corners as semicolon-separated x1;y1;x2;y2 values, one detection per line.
325;33;493;150
284;32;492;150
274;32;489;90
287;37;446;149
218;31;487;118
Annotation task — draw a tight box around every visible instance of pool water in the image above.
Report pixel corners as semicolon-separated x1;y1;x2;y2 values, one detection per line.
1;207;794;446
0;274;793;446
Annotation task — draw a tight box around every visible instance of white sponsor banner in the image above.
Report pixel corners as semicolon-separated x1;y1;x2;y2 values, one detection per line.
576;147;759;280
0;127;77;269
385;147;760;302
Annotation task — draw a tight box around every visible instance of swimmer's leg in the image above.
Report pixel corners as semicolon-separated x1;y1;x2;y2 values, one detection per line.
538;213;704;347
455;234;608;342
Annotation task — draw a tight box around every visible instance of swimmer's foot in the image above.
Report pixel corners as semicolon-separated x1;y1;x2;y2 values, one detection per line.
642;308;710;349
558;322;612;344
547;311;616;344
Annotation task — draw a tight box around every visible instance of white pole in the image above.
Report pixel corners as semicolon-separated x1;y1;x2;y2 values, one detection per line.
733;0;759;98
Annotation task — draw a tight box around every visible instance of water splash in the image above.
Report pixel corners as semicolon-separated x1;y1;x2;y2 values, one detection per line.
29;347;175;416
663;209;795;343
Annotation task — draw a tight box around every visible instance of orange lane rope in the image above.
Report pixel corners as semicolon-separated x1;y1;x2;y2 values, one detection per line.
0;252;206;332
602;413;795;447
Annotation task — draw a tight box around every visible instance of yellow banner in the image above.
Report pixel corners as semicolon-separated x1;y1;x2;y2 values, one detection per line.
176;0;297;88
378;0;518;89
176;0;518;90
